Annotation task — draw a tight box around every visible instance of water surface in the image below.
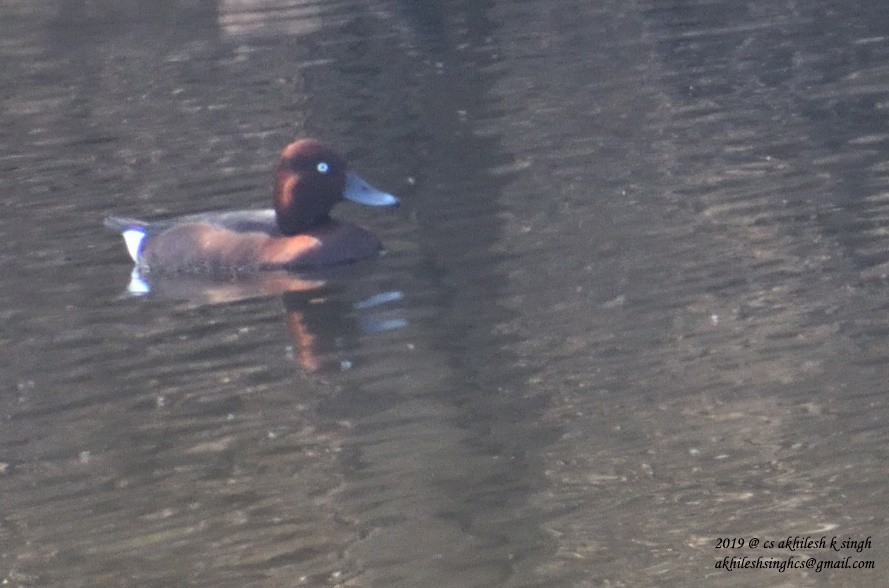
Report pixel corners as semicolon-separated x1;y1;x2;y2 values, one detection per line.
2;1;889;586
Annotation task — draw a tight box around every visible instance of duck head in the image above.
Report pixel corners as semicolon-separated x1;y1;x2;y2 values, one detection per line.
274;139;399;235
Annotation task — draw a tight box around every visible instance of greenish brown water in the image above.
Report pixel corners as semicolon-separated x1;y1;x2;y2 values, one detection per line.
2;1;889;586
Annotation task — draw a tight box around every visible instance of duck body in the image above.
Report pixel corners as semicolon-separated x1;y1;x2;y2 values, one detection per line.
104;209;383;272
105;139;398;273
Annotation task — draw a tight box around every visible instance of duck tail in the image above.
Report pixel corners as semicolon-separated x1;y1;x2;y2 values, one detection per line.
104;216;147;232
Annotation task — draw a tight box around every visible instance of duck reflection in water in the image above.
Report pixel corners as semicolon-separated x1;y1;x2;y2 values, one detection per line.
121;268;407;373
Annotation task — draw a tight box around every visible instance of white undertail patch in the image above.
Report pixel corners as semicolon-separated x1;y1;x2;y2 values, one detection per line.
122;229;147;263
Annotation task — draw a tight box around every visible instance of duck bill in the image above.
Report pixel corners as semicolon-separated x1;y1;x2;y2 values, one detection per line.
344;172;400;207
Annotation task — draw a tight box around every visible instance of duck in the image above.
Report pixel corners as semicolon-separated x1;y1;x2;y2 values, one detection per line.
105;139;399;272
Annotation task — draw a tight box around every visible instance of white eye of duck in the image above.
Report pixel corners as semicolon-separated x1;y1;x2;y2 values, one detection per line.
316;162;330;174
